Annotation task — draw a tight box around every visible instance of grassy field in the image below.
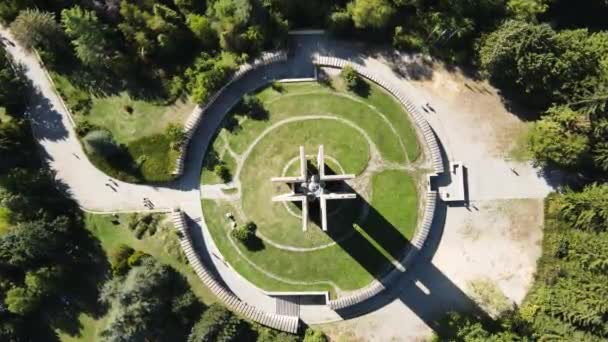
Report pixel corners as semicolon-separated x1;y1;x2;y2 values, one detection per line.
202;170;418;293
87;93;193;144
51;72;193;183
58;213;217;342
240;119;370;247
201;143;238;184
199;80;422;293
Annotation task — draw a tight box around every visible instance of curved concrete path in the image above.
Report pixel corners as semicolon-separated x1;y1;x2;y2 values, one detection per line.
1;25;557;339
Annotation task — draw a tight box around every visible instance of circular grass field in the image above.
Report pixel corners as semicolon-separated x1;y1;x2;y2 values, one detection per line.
201;79;423;295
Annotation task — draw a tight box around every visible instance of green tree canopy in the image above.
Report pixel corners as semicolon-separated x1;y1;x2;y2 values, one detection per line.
187;304;248;342
61;6;112;67
10;9;62;51
528;106;590;168
347;0;395;29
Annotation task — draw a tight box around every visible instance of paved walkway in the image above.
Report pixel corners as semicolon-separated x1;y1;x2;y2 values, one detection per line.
1;25;556;340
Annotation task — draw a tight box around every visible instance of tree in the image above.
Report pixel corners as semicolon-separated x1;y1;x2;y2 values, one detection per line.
528;106;590;168
187;14;217;49
230;222;256;244
303;328;327;342
0;46;26;113
554;184;608;233
10;9;62;51
214;164;232;183
209;0;253;52
100;258;201;341
61;6;112;67
347;0;395;30
340;65;360;91
479;20;605;109
507;0;549;21
82;130;121;158
4;286;39;315
188;304;247;342
241;94;266;120
0;0;34;24
328;10;353;37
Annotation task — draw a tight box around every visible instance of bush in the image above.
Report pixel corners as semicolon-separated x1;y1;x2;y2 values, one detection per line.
82;130;121;158
214;164;232;183
271;81;284;93
166;123;186;151
74;120;96;137
304;328;328;342
110;244;134;276
340;65;360;91
241;94;267;120
134;223;148;239
188;304;249;342
128;213;140;230
127;250;148;267
328;10;353;37
393;26;425;52
231;221;256;244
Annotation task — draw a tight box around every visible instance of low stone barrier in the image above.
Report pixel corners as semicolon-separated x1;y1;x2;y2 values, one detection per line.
312;55;442;310
172;208;299;333
173;51;288;176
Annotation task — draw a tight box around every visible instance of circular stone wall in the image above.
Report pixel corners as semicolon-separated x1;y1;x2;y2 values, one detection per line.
200;79;423;294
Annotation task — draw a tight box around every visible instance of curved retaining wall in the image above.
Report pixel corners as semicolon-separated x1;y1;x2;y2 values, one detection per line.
312;55;442;310
172;209;299;333
173;51;288;176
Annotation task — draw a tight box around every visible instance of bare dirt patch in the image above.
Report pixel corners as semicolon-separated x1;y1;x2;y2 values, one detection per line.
410;63;531;158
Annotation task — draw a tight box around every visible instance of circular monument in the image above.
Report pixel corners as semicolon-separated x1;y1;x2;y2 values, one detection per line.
200;77;424;297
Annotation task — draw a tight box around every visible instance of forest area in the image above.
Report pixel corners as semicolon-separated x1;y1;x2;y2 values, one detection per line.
1;0;608;341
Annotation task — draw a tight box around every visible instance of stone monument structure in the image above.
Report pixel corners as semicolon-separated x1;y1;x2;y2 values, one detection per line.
271;145;356;231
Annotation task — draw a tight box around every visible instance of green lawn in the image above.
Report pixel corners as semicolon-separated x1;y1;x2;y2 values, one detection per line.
224;84;417;164
58;213;217;342
199;80;422;293
50;72;193;183
201;142;238;185
202;170;418;293
84;213;215;303
87;93;194;144
240;119;370;247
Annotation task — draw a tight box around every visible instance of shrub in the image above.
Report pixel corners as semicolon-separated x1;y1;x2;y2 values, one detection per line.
75;120;96;137
128;214;140;230
231;221;256;244
134;224;148;239
241;94;266;120
304;328;328;342
271;81;284;93
82;130;121;158
168;75;185;102
393;26;425;52
340;65;360;91
127;250;148;267
110;244;134;276
328;10;352;37
166;123;186;151
188;303;248;342
214;164;232;183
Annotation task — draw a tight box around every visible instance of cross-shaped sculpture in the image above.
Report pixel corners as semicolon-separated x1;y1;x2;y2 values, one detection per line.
271;145;356;231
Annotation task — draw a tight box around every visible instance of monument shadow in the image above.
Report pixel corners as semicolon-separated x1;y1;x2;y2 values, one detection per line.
300;163;492;335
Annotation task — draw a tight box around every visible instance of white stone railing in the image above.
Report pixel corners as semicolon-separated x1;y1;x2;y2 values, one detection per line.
312;55;444;174
172;208;299;333
172;51;288;176
312;55;442;310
